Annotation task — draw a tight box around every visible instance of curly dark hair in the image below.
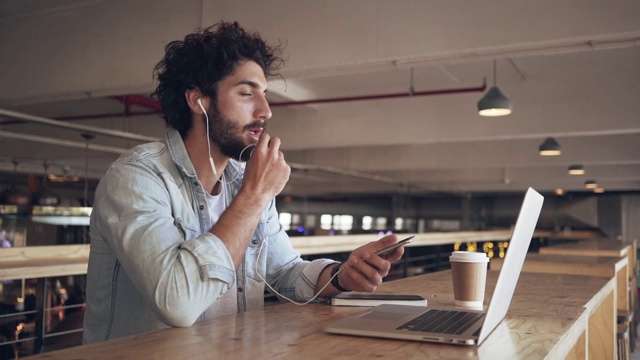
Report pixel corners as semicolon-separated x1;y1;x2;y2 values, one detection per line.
152;21;284;137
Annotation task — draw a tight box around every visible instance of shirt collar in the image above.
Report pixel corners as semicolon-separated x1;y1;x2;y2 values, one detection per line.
165;128;245;185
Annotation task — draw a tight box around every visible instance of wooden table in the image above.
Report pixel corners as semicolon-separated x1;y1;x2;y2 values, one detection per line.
540;239;637;287
538;239;638;356
492;253;629;315
0;245;89;281
0;229;601;276
0;245;90;353
539;240;632;271
25;269;615;360
290;230;521;255
539;240;634;312
0;230;532;282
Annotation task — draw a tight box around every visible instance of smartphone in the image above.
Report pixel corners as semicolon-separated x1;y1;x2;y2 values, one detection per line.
375;236;415;256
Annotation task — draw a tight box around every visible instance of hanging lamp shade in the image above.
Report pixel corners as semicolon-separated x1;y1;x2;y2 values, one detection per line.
538;137;561;156
478;86;512;116
568;164;585;175
478;59;512;116
585;180;598;189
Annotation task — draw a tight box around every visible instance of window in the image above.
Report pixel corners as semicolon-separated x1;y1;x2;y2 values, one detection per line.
362;216;373;230
291;213;301;227
335;215;353;231
394;217;403;231
374;217;387;231
320;214;333;230
305;215;316;228
279;212;292;231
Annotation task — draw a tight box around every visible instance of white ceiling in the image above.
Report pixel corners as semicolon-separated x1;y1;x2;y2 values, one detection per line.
0;0;639;198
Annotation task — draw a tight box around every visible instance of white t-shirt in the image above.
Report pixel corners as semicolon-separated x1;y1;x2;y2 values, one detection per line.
202;181;238;320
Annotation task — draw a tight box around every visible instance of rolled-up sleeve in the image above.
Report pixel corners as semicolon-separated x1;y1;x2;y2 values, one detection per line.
260;201;336;302
94;161;235;327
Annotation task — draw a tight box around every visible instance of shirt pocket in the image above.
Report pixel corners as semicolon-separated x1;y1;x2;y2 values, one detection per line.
248;219;269;255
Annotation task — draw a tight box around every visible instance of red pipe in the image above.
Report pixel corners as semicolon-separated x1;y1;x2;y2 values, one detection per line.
270;82;487;107
51;95;162;121
1;83;489;125
54;111;159;121
112;95;162;113
110;82;488;111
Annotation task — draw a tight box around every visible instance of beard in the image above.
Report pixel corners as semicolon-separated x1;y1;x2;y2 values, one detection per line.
206;103;265;162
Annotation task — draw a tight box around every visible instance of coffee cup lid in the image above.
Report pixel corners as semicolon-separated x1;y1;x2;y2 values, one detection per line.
449;251;489;263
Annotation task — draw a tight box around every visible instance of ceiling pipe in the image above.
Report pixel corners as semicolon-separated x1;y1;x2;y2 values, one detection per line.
4;82;488;124
113;82;487;110
54;111;158;122
289;163;411;187
0;108;158;142
0;128;414;189
280;36;640;79
112;94;162;114
270;82;486;107
52;95;154;121
0;130;130;154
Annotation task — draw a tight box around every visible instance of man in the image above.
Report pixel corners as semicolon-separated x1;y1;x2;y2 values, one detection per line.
83;21;404;343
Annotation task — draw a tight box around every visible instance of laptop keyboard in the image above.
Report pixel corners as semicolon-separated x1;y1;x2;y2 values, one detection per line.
396;309;485;335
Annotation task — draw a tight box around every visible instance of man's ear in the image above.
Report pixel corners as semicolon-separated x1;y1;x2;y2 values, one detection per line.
185;89;208;114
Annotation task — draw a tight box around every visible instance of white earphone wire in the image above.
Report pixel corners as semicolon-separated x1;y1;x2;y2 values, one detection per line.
198;98;256;186
255;226;342;306
198;98;220;181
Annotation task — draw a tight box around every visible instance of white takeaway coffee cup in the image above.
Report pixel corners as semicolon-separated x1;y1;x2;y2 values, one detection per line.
449;251;490;309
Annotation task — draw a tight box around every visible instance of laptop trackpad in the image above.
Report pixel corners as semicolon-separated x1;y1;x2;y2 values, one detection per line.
358;311;402;321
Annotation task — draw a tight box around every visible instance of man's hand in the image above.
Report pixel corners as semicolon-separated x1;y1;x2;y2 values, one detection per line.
214;132;290;267
337;234;405;292
241;132;291;204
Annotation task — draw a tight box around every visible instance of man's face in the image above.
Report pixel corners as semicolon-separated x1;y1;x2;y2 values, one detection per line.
207;60;272;161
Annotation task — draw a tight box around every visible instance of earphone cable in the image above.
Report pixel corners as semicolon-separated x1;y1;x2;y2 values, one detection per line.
198;98;341;305
255;228;343;305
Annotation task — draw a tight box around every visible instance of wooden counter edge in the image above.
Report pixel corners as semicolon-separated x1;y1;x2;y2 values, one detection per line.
547;309;590;360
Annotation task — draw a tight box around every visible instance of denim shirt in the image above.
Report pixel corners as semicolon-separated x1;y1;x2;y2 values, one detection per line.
83;129;334;344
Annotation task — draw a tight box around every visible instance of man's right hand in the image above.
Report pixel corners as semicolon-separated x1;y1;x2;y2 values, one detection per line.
241;132;291;205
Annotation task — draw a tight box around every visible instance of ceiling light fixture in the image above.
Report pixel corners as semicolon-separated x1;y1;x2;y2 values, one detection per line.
478;59;512;117
594;188;605;193
584;180;598;189
538;137;561;156
568;164;585;175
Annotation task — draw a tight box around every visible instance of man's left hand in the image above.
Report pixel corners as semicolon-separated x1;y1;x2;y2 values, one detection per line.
337;234;405;292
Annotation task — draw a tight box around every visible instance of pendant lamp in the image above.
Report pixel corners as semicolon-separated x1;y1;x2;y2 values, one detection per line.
538;137;561;156
478;60;512;116
568;164;585;175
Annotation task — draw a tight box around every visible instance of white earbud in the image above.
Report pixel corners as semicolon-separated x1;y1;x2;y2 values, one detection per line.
197;98;205;112
198;97;219;181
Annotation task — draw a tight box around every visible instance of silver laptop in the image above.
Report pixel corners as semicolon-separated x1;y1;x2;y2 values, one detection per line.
324;187;544;346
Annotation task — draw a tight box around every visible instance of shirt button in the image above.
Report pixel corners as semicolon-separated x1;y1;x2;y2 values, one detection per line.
199;205;204;211
193;181;199;186
238;287;243;293
251;239;258;245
